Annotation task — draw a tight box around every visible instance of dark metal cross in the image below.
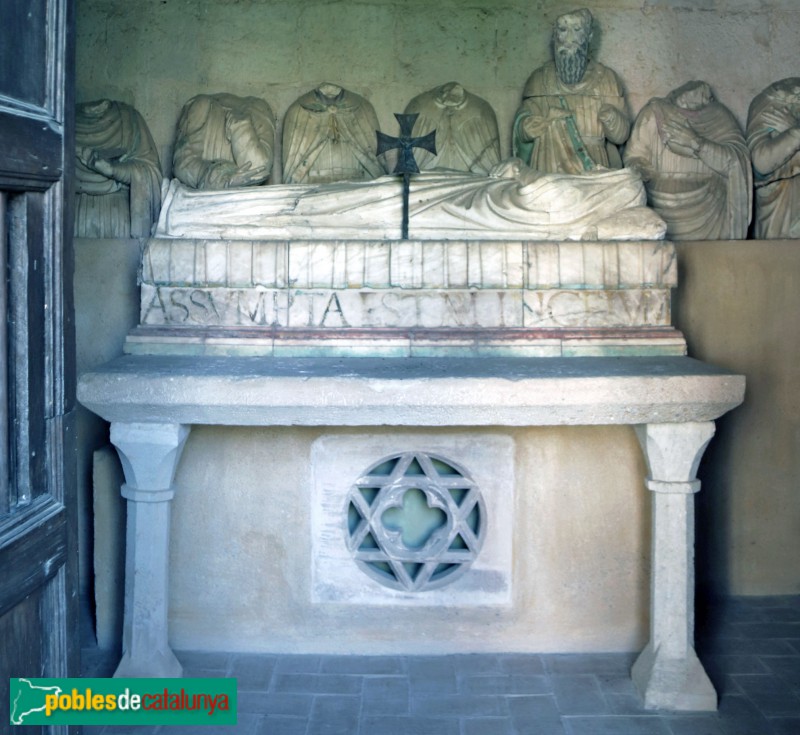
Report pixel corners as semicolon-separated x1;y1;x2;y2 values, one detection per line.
376;113;436;239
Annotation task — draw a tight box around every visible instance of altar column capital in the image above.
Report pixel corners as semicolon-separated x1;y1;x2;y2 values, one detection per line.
110;421;191;678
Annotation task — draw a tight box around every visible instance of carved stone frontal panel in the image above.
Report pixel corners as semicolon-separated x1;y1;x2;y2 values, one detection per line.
311;434;513;606
345;452;486;592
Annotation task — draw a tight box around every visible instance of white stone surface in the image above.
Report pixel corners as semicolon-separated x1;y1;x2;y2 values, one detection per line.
154;168;666;242
142;238;677;291
79;356;744;429
311;433;514;605
633;422;717;711
138;238;678;339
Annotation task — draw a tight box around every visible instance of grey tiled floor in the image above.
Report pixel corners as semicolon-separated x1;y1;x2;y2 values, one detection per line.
80;596;800;735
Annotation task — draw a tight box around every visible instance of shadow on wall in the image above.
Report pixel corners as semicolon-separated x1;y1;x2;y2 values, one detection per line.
673;240;800;598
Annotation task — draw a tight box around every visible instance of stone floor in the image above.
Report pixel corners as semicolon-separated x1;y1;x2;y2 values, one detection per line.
80;596;800;735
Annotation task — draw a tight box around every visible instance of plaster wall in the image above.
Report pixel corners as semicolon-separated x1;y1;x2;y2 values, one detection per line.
167;424;649;653
673;240;800;597
77;0;800;182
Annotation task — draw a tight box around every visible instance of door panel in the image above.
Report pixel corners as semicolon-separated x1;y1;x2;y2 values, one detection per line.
0;1;76;734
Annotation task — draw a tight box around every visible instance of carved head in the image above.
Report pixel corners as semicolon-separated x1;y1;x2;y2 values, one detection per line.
770;77;800;103
669;81;713;111
78;99;112;117
553;9;593;85
436;82;467;108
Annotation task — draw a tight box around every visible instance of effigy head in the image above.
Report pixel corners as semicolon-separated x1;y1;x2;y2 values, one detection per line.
553;8;593;85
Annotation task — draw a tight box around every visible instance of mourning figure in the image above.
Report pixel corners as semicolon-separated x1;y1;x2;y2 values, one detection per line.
624;81;751;240
746;78;800;238
512;8;630;174
403;82;501;175
75;99;162;238
282;83;385;184
172;93;275;190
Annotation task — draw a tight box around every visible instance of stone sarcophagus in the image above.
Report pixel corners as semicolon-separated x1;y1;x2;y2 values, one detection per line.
128;236;684;358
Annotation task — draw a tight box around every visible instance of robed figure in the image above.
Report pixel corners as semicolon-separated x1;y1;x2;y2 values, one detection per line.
746;78;800;239
403;82;501;175
75;99;162;238
513;8;630;174
281;83;386;184
625;81;751;240
172;93;276;190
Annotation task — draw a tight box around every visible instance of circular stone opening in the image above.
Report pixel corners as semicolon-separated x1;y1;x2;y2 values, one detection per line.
343;451;486;591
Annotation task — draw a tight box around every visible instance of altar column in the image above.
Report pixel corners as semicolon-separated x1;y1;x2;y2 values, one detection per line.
110;422;191;678
633;421;717;711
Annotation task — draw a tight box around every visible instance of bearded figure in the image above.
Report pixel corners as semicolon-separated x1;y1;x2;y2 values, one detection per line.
746;78;800;238
512;8;630;174
624;81;751;240
281;83;386;185
403;82;501;175
75;99;162;238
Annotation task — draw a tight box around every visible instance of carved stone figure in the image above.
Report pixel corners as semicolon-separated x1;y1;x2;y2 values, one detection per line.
512;8;630;174
624;81;751;240
746;78;800;238
403;82;501;174
172;93;275;190
75;99;162;238
156;161;665;242
282;83;386;184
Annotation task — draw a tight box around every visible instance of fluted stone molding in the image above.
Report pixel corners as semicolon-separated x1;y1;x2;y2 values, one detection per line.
110;422;191;678
633;421;716;711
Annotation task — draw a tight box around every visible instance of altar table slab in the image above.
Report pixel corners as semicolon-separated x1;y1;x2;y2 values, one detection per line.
78;354;745;711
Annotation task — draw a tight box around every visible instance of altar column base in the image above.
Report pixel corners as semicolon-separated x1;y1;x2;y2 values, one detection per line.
110;422;190;678
633;422;716;711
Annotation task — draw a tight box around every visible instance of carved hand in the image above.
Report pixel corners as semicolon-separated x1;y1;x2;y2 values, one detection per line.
489;159;521;179
77;146;116;178
597;103;620;130
662;119;702;157
520;108;572;140
625;157;655;183
226;162;271;188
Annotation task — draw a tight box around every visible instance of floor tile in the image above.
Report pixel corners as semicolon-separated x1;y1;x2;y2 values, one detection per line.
563;715;671;734
77;596;800;735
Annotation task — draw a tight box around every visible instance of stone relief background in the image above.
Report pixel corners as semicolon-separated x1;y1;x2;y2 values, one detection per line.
76;0;800;184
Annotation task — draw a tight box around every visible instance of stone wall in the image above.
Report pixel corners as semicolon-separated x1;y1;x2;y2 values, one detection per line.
77;0;800;182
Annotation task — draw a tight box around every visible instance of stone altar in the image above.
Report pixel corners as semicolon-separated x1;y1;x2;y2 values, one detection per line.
78;151;744;712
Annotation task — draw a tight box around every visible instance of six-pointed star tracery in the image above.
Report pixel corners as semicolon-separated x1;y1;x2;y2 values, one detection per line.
344;451;486;591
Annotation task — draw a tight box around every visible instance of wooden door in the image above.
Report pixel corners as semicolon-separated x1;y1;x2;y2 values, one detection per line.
0;1;77;733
